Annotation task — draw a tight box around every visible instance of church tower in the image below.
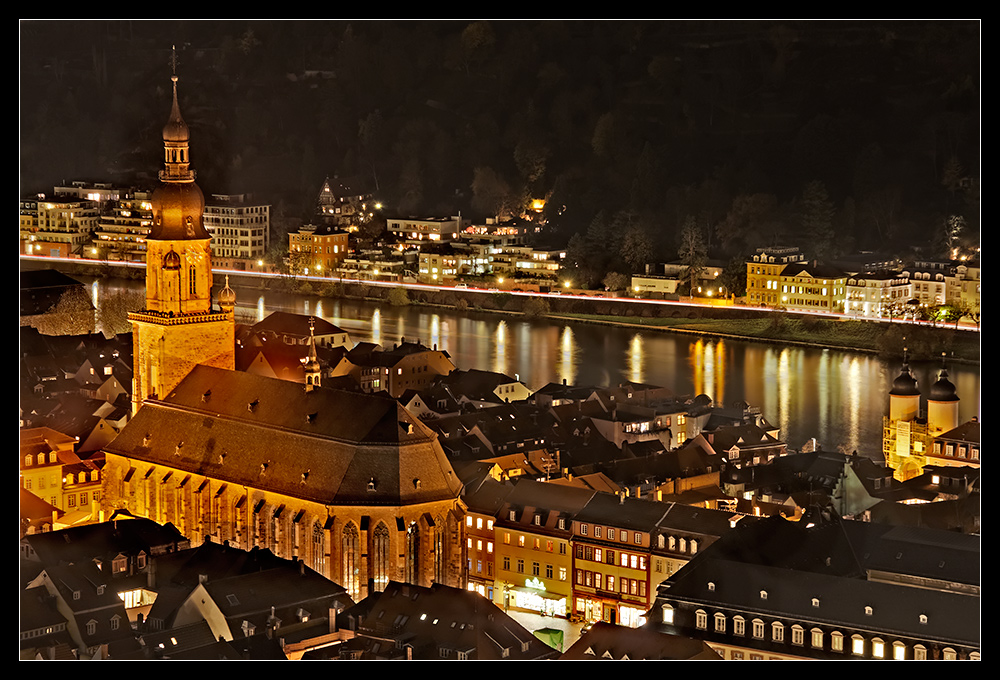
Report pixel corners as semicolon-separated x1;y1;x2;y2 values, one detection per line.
926;356;960;438
129;67;235;414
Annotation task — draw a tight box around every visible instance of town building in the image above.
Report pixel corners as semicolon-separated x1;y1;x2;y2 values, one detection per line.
343;339;456;398
570;492;737;629
387;214;468;243
845;271;912;318
336;580;558;660
647;514;980;660
203;193;270;268
91;190;154;262
493;479;594;617
288;223;350;276
315;176;377;230
745;245;806;307
20;196;101;258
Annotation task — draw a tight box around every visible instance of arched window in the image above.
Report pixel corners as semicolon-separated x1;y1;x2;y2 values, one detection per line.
752;618;764;639
661;604;674;624
434;515;445;585
733;616;745;636
373;522;390;592
406;522;420;585
772;621;784;643
342;523;360;599
852;634;865;656
831;631;844;652
714;612;726;633
311;522;325;574
892;641;906;660
872;638;885;659
24;454;32;467
695;609;707;630
811;628;824;649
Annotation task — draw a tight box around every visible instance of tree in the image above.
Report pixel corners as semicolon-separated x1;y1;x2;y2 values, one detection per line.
32;286;95;336
523;296;550;318
677;216;707;295
387;287;410;307
471;166;516;220
96;288;145;337
797;180;836;259
619;224;653;274
718;257;747;299
603;272;630;293
715;193;779;254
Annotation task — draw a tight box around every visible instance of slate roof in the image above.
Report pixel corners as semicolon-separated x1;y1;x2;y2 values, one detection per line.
561;621;720;660
105;365;463;506
654;515;980;651
251;311;346;338
341;581;558;660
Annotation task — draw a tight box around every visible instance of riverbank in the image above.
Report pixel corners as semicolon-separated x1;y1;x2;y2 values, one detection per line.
29;258;980;365
543;313;981;364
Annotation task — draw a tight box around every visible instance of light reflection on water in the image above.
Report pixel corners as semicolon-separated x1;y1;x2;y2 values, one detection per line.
95;279;981;454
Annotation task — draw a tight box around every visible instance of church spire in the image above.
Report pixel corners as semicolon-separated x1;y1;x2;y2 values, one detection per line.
304;317;322;390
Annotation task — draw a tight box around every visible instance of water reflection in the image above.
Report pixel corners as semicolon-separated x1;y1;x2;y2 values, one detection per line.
550;326;575;387
371;308;381;346
493;320;507;375
627;333;644;384
87;277;979;453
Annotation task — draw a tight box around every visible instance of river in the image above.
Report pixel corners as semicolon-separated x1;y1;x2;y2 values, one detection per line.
93;277;981;457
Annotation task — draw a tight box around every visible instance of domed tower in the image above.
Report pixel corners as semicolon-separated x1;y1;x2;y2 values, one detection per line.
888;351;921;423
927;355;960;438
218;275;237;314
129;65;234;415
883;348;930;481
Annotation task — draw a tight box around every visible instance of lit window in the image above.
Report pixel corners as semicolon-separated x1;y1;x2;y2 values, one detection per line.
852;635;865;656
714;613;726;633
872;638;885;659
892;641;906;660
811;628;823;648
661;604;674;625
831;631;844;652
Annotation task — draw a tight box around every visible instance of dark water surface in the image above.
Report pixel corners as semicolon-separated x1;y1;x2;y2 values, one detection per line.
94;278;981;456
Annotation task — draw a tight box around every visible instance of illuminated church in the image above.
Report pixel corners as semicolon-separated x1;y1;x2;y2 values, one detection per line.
102;69;467;601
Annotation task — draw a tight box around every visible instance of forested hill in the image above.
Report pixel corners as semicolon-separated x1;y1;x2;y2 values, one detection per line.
20;20;979;279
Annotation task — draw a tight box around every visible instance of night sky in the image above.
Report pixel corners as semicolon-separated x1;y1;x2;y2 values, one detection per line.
19;20;980;270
